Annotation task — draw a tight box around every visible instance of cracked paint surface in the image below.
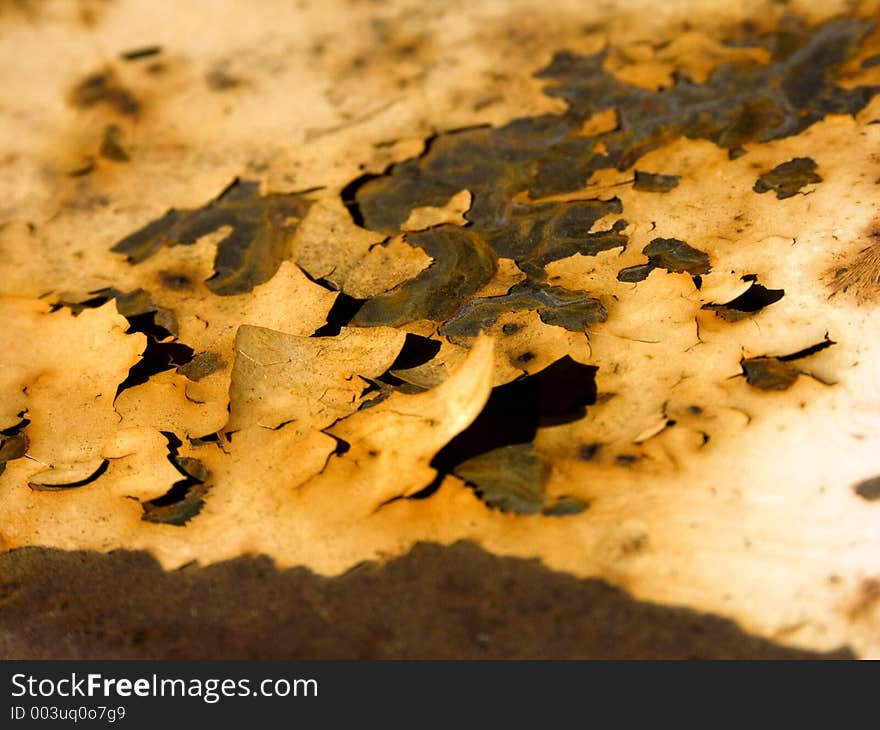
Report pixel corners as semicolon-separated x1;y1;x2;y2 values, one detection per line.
2;0;880;657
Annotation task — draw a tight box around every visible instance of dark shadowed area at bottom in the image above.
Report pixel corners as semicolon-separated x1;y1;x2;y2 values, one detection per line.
0;541;851;659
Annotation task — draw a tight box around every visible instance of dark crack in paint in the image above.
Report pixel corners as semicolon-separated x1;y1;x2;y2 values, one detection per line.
99;124;129;162
741;336;836;390
455;443;549;514
28;460;110;491
753;157;822;199
0;419;29;478
52;287;178;337
112;179;315;295
454;442;588;516
703;278;785;321
176;351;226;382
741;356;802;390
431;355;598;513
120;46;162;62
49;287;195;399
633;170;680;192
854;476;880;501
441;279;606;341
617;238;710;283
112;304;194;398
69;69;140;117
352;226;496;326
141;433;210;525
